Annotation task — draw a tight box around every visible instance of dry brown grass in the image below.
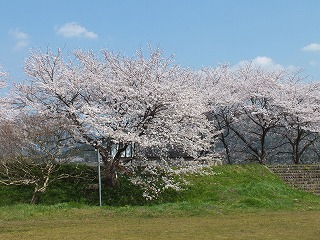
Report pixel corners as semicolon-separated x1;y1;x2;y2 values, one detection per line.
1;210;320;239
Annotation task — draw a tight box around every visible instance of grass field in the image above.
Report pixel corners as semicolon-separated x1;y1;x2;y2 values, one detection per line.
1;164;320;239
1;205;320;239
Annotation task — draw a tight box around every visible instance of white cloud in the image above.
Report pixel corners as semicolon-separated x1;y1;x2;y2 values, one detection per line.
309;60;320;67
55;22;98;39
10;29;28;40
9;28;29;51
235;56;297;72
301;43;320;52
253;56;273;66
252;56;285;70
14;40;29;50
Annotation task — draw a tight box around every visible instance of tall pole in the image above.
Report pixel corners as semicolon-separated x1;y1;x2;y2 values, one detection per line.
97;149;102;207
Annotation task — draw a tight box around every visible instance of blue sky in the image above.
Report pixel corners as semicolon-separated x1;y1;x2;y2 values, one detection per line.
1;0;320;87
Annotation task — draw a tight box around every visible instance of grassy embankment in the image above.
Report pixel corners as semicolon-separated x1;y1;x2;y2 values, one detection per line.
1;164;320;239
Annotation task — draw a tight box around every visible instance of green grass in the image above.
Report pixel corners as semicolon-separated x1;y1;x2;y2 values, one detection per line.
175;164;320;212
1;163;320;211
1;164;320;239
0;164;146;206
1;205;320;239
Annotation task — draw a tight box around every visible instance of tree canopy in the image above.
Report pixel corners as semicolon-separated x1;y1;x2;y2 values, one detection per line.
1;47;320;202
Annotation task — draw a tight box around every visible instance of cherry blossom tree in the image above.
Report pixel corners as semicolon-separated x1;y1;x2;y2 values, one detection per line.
199;65;237;163
229;64;286;163
13;47;215;191
203;62;320;164
203;63;291;164
0;119;24;159
0;66;9;118
0;65;7;88
274;76;320;164
0;114;82;204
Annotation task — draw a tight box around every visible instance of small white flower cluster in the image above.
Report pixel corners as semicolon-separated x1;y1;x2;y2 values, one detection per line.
128;157;219;200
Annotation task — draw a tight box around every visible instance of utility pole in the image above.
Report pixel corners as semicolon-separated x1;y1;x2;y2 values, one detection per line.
97;149;102;207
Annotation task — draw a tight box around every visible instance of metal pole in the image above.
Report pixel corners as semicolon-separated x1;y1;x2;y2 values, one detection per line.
97;149;102;207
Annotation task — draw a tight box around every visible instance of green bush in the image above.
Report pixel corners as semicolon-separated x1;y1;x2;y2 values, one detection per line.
1;163;320;211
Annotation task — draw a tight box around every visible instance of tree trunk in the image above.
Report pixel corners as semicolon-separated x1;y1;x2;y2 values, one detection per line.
292;144;300;164
291;126;303;164
104;158;118;188
100;143;128;188
30;172;51;204
220;135;232;164
258;151;266;164
213;110;233;164
31;185;41;204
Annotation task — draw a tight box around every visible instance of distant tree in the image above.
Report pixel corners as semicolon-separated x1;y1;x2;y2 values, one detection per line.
203;63;320;165
0;65;7;88
0;65;10;119
274;76;320;164
203;64;300;164
0;114;83;204
13;47;215;195
0;120;24;159
199;65;236;163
